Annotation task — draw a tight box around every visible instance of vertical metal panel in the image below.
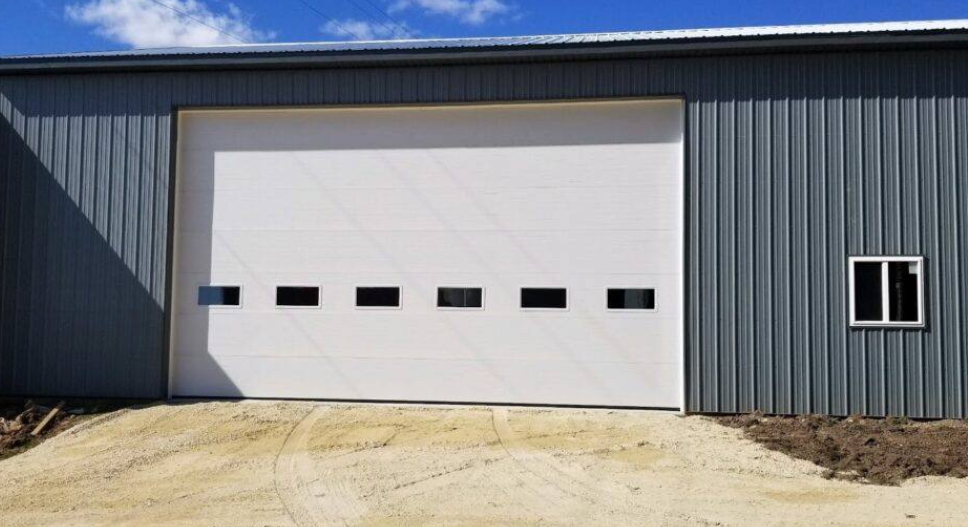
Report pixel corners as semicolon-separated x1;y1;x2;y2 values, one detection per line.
958;56;968;418
0;49;967;415
734;59;755;412
0;72;171;398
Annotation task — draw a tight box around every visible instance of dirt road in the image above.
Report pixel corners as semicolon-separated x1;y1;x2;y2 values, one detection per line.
0;401;967;526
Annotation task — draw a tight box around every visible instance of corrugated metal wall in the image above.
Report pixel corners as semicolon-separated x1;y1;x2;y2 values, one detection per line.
1;49;966;415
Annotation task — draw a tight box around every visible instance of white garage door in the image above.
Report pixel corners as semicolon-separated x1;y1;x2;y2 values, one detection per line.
170;100;683;408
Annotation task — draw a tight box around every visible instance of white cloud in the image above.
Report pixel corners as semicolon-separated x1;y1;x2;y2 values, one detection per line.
65;0;274;48
389;0;511;25
320;18;415;41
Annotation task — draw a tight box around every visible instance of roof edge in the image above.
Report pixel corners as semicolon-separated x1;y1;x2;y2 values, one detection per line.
3;20;968;74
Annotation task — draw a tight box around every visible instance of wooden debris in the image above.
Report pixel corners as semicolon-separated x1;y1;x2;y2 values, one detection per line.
30;401;65;437
14;409;31;425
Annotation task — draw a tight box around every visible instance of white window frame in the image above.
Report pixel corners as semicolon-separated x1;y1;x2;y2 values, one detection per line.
196;283;243;309
848;256;925;328
354;285;403;310
605;286;658;312
274;285;322;309
436;285;486;311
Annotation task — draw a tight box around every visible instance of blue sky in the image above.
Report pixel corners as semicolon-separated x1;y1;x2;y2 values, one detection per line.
3;0;968;56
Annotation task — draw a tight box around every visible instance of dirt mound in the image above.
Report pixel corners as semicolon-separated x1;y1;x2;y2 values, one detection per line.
4;402;968;526
718;413;968;485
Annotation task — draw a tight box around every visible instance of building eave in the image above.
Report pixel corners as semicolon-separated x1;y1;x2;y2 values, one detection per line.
2;20;968;74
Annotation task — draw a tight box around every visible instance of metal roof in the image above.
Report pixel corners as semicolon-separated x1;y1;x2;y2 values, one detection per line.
3;19;968;72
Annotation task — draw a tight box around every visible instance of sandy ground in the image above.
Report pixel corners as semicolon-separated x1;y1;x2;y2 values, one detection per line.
1;401;968;527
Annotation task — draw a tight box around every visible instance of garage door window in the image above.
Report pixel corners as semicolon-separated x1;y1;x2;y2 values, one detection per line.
198;285;241;307
848;256;924;327
607;288;656;310
276;286;321;308
437;287;484;309
520;288;568;310
356;287;401;309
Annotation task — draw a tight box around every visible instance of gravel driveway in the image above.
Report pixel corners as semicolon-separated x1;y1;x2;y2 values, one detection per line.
0;401;967;527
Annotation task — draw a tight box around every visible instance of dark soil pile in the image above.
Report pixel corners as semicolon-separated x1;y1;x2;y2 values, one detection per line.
717;413;968;485
0;400;75;460
0;399;135;461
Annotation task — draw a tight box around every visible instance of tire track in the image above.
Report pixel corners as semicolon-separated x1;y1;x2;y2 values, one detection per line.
490;407;643;520
274;406;366;527
491;408;590;503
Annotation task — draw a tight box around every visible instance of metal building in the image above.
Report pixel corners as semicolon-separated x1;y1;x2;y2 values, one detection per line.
2;20;968;417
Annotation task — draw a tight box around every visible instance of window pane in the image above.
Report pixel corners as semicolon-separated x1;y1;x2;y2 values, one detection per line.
276;286;320;307
521;288;567;309
356;287;400;307
198;286;241;306
608;288;655;310
888;262;920;322
437;287;483;308
853;262;883;322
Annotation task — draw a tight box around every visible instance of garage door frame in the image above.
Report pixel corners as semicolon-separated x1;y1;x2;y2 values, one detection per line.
161;96;688;411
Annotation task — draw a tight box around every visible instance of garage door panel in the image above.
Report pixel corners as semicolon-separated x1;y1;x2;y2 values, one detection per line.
178;186;680;233
176;150;215;190
174;192;217;233
189;229;681;275
172;354;680;407
182;103;683;150
200;147;681;192
171;100;683;407
175;311;679;363
190;186;578;233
